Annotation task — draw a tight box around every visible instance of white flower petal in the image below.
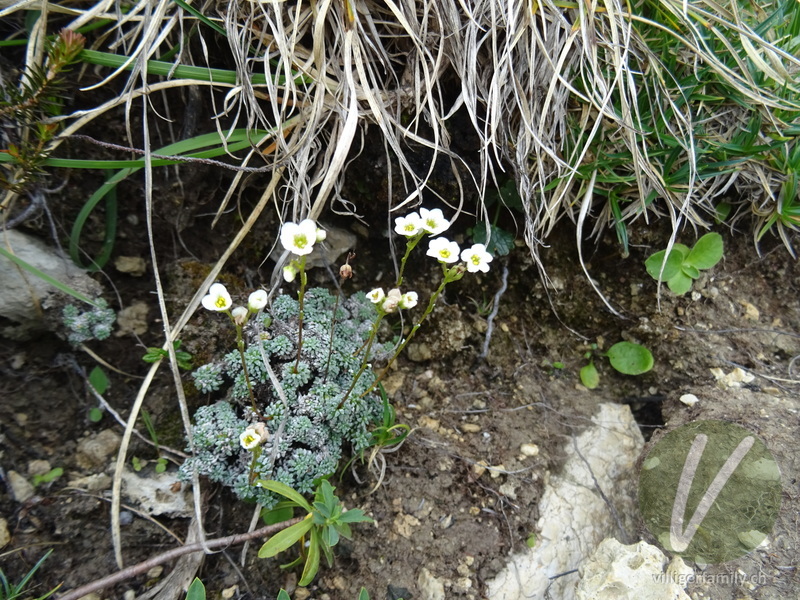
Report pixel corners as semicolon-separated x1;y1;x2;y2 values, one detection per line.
394;212;423;237
426;237;461;263
248;290;268;311
461;243;493;273
367;288;385;303
201;283;232;311
419;207;450;235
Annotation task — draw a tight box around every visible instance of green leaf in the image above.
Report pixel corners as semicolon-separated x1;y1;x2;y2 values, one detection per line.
155;458;167;473
262;504;295;526
298;528;321;586
277;591;292;600
681;264;700;279
644;248;683;281
257;517;313;558
259;480;313;513
667;272;693;295
322;524;339;547
686;232;723;270
526;533;537;548
470;221;515;256
606;342;653;376
358;589;370;600
88;407;103;422
142;348;166;363
89;366;109;394
580;362;600;389
337;508;373;524
185;578;206;600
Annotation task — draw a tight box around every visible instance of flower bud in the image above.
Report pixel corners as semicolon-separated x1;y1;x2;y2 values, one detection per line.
231;306;248;326
283;264;298;282
248;290;268;311
316;227;327;242
339;263;353;280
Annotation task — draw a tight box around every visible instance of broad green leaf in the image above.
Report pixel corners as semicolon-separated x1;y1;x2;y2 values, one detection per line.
470;222;515;256
185;578;206;600
644;248;683;281
322;524;339;548
667;272;693;295
88;407;103;422
298;528;321;586
686;232;723;270
606;342;653;376
580;362;600;389
334;521;353;540
338;508;373;524
277;591;292;600
358;589;370;600
681;264;700;279
257;517;313;558
260;480;313;512
261;504;295;525
89;366;109;394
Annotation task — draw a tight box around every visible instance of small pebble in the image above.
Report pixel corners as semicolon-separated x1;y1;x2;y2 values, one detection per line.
520;443;539;457
679;393;699;407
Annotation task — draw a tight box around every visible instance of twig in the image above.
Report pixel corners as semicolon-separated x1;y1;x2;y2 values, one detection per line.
55;518;302;600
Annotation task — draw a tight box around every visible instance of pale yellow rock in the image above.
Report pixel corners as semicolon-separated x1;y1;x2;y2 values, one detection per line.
393;513;421;538
0;517;10;548
461;423;481;433
520;443;540;457
114;256;147;276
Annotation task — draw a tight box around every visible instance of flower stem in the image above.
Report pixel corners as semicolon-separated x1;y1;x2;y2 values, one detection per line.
396;233;423;287
366;264;463;396
337;311;385;409
235;325;260;417
293;256;308;373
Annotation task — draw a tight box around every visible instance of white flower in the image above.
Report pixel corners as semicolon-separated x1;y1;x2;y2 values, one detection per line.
460;243;493;273
248;290;268;311
231;306;248;325
426;237;461;263
239;423;267;450
394;212;423;237
280;219;318;256
201;283;232;312
399;291;418;309
283;264;298;282
382;288;403;313
420;207;450;235
367;288;385;304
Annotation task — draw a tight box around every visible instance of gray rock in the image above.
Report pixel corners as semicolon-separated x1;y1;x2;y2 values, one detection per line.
76;429;121;469
7;470;35;503
0;229;101;339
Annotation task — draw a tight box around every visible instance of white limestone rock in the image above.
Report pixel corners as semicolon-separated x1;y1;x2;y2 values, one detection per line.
576;538;690;600
486;403;644;600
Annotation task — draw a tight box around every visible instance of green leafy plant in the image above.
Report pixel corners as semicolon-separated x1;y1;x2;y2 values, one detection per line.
645;233;724;295
258;480;373;586
143;340;193;370
468;179;522;257
137;409;168;474
87;365;109;422
580;341;654;390
62;300;116;346
0;549;60;600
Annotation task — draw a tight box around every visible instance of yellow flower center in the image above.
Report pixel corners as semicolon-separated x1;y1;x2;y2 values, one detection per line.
294;234;308;249
404;223;415;231
440;249;451;258
426;219;436;229
471;255;481;265
215;296;227;308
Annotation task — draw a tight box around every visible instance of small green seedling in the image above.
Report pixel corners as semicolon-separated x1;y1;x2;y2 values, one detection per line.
31;468;63;488
645;232;723;295
258;479;373;586
139;409;168;473
142;340;193;370
580;341;654;389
